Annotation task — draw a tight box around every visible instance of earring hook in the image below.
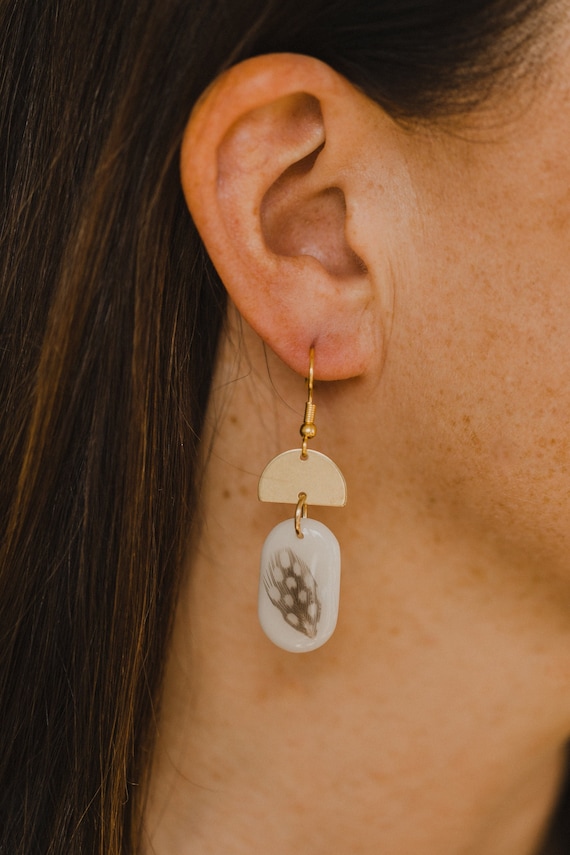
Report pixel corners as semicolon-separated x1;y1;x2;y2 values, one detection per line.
300;346;317;459
307;345;314;401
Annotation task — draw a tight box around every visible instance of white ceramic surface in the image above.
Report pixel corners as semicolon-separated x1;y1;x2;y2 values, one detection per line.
258;518;340;653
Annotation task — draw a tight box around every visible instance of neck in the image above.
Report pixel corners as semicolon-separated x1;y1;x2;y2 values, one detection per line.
142;322;570;854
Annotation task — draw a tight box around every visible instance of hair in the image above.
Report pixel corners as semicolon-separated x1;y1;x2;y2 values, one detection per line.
0;0;566;852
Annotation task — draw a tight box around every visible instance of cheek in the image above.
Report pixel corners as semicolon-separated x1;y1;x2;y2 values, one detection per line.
383;196;570;574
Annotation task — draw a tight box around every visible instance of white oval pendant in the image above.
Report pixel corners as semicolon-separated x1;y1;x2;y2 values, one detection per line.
258;518;340;653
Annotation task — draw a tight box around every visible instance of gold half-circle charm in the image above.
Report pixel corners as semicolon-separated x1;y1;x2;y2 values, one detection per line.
258;449;347;507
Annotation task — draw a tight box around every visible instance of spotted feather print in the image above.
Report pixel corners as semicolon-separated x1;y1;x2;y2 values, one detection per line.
263;547;321;638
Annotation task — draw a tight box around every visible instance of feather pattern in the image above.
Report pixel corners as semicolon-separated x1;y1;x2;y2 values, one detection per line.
263;547;321;638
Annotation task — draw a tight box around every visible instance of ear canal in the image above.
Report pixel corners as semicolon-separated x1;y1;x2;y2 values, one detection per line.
261;181;367;278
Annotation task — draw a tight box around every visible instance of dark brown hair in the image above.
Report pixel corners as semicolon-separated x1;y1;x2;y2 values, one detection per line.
0;1;564;852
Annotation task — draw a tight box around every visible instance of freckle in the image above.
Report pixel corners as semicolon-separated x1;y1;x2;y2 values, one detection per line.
469;430;482;451
222;488;231;499
230;415;238;425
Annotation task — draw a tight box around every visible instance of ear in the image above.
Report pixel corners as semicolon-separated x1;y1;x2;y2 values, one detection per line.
181;53;409;380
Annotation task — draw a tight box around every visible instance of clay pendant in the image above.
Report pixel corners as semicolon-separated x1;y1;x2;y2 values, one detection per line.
258;518;340;653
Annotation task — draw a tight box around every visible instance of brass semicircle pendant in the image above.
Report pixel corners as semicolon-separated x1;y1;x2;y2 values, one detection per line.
258;448;347;508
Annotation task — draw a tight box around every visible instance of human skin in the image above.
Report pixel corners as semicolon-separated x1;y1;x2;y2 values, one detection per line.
142;13;570;854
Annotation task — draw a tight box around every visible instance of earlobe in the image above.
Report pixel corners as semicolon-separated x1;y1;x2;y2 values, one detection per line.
180;54;392;379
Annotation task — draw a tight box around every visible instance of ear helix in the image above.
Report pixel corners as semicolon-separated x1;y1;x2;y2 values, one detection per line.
257;347;347;652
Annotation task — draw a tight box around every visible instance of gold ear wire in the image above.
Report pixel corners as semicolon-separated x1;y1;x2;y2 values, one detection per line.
300;346;316;459
258;343;347;508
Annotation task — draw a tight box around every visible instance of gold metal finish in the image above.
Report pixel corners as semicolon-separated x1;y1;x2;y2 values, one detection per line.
258;345;347;514
300;346;316;459
258;449;347;507
295;492;308;538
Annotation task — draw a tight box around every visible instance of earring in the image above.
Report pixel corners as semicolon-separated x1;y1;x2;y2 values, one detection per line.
257;347;347;653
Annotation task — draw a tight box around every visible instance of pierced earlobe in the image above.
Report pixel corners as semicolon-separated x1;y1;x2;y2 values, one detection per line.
181;53;390;379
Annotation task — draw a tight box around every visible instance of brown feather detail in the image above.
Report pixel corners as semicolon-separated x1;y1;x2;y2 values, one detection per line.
263;548;321;638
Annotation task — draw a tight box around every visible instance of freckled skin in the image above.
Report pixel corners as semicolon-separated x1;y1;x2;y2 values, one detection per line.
147;23;570;855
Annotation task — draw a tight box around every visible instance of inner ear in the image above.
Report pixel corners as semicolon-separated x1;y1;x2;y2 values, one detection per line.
261;182;366;277
260;134;366;278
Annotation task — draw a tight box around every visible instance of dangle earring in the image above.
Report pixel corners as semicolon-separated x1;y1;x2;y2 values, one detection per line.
257;347;347;653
